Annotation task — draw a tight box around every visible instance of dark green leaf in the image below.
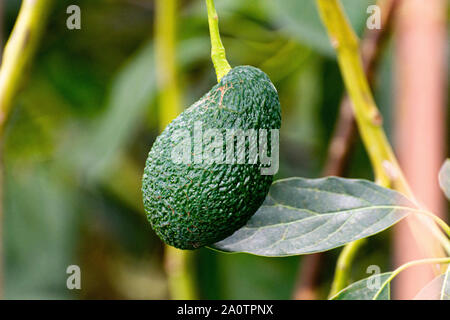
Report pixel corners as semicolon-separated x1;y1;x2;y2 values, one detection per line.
267;0;375;56
331;272;392;300
213;177;415;256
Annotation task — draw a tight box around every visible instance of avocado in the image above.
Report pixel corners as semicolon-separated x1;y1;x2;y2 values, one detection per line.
142;66;281;249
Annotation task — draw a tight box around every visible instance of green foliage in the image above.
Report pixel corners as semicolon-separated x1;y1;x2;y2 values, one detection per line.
267;0;375;56
330;272;391;300
213;177;414;256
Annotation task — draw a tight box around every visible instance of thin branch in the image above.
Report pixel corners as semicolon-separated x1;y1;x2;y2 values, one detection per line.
373;257;450;300
205;0;231;82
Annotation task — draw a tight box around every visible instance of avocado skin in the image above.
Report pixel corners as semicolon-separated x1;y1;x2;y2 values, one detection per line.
142;66;281;249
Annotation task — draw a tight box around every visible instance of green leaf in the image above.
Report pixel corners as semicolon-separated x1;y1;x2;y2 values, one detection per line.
267;0;375;56
442;265;450;300
331;272;392;300
66;37;209;182
413;274;445;300
438;159;450;200
212;177;415;256
413;265;450;300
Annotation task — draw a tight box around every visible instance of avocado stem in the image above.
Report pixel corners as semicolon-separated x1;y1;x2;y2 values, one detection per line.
205;0;232;82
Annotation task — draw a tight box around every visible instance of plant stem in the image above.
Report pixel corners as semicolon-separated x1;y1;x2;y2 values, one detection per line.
155;0;180;129
372;257;450;300
0;0;52;299
205;0;231;82
155;0;197;300
328;238;366;298
164;245;197;300
316;0;450;295
0;0;52;129
316;0;402;190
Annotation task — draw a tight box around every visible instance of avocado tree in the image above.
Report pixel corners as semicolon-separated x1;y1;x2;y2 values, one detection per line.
0;0;448;300
143;0;450;300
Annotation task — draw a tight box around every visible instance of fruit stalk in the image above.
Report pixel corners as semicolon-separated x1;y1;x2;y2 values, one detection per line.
155;0;198;299
205;0;231;82
0;0;53;299
315;0;450;296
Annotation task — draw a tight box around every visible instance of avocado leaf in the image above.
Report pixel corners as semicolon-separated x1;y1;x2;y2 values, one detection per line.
413;267;450;300
330;272;392;300
212;177;416;256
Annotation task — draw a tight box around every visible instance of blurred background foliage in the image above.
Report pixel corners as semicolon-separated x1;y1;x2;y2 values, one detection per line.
2;0;447;299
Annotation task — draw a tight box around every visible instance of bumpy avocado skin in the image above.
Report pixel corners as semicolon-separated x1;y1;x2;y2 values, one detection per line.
142;66;281;249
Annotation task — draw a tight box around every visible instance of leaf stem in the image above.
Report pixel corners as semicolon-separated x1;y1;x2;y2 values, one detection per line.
155;0;197;299
164;245;197;299
414;209;450;238
205;0;231;82
372;257;450;300
328;238;366;298
316;0;402;191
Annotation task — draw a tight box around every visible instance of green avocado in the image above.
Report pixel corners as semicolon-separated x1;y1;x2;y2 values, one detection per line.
142;66;281;249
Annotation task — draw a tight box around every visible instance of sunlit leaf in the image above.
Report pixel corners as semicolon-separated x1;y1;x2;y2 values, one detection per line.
213;177;415;256
438;159;450;200
331;272;392;300
67;37;209;182
441;265;450;300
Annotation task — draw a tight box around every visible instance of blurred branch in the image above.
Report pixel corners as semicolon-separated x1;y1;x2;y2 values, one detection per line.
315;0;449;297
205;0;231;82
155;0;198;300
0;0;53;299
294;0;398;300
393;0;448;299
